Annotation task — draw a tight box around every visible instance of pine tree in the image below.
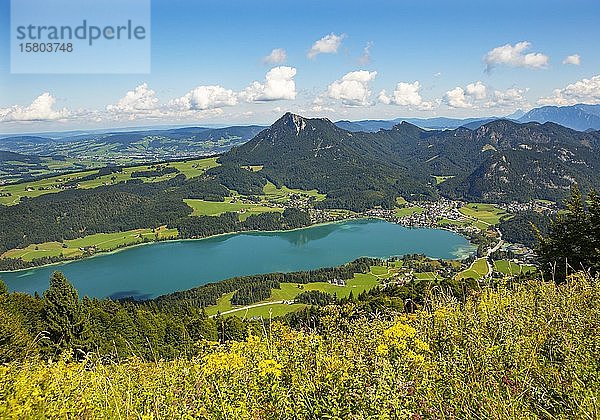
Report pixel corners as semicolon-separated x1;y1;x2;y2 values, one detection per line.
587;190;600;275
536;185;597;281
42;272;84;355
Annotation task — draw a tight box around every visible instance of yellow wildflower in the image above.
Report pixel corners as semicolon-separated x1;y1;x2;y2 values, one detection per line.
375;343;389;356
202;351;247;376
414;339;431;353
258;359;282;378
433;307;454;322
384;322;417;342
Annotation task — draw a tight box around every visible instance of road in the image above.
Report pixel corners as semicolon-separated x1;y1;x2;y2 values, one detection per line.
485;230;504;275
209;300;286;318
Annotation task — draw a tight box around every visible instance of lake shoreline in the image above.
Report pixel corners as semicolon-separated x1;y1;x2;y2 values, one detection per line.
2;219;476;299
0;217;366;274
0;217;477;276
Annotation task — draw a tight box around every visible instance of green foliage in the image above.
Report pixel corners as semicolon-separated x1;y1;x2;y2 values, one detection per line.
0;176;192;253
1;274;598;418
537;186;600;281
294;290;335;306
172;208;311;240
41;272;84;355
499;210;551;247
0;301;35;363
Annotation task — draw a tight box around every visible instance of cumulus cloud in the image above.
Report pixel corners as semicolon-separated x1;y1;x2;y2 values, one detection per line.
263;48;287;65
307;33;345;59
326;70;377;107
465;81;487;100
444;87;472;108
241;66;297;102
378;81;436;110
0;93;70;122
170;85;238;111
484;41;549;72
445;81;528;109
562;54;581;66
106;83;159;114
486;87;528;109
538;75;600;106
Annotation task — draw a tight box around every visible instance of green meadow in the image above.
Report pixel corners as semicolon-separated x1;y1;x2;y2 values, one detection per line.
261;181;326;203
394;206;425;218
493;259;536;276
456;258;490;280
1;227;178;262
458;203;509;226
206;269;383;318
0;157;219;205
184;198;283;221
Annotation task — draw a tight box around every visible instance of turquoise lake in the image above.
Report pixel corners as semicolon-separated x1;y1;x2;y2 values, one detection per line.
1;219;475;300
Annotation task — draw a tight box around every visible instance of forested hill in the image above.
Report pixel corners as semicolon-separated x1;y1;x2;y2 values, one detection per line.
221;112;432;210
222;113;600;205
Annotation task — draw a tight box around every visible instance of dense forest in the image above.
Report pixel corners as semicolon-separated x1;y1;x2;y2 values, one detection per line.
499;210;552;247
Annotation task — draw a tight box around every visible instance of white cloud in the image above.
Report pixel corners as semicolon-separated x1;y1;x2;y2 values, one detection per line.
444;87;472;108
326;70;377;107
358;42;373;65
537;75;600;106
444;81;527;110
0;93;70;122
307;33;345;59
484;41;549;72
486;87;529;109
106;83;159;114
378;81;436;110
170;85;238;111
562;54;581;66
465;81;487;100
241;66;297;102
263;48;287;64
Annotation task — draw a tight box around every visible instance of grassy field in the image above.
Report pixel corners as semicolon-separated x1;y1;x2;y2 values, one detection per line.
459;203;509;226
432;175;455;184
0;157;219;205
170;158;219;178
1;227;178;262
414;271;438;280
394;206;425;218
261;181;326;203
456;258;490;280
242;165;264;172
184;198;283;221
206;269;383;318
436;218;471;228
493;259;536;276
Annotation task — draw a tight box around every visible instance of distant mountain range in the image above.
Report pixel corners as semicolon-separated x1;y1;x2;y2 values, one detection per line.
0;125;265;159
0;125;265;182
2;105;600;196
335;103;600;132
335;117;497;132
518;104;600;131
221;113;600;208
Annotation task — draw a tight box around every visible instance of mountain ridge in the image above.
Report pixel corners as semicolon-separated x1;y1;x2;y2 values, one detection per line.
221;113;600;207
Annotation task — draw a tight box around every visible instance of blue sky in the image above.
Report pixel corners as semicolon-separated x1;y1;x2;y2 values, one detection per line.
0;0;599;132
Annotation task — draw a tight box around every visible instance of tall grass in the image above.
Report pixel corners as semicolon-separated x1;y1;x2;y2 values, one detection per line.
1;274;598;419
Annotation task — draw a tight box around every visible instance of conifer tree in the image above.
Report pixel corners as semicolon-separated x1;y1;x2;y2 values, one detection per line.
42;272;84;355
536;185;598;281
